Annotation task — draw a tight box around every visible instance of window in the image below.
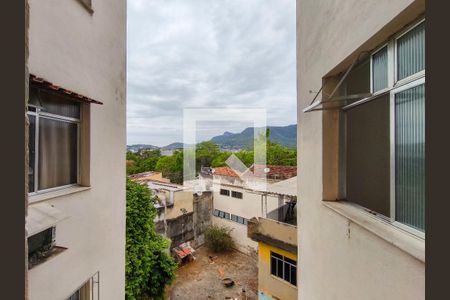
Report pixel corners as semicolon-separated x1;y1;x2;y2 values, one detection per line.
220;189;230;196
28;227;56;258
231;214;238;222
28;88;81;193
67;272;99;300
231;191;243;199
270;252;297;286
343;19;425;234
371;46;388;92
213;209;220;217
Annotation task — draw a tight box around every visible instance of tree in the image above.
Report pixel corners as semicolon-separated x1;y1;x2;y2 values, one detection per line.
155;151;184;184
195;141;220;170
125;179;177;300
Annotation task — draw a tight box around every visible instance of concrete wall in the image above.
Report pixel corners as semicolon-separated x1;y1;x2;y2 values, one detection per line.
193;191;213;247
28;0;126;299
297;0;425;299
258;243;297;300
212;182;280;254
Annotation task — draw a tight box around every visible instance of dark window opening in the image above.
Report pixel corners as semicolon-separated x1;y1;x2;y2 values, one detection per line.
231;191;243;199
220;189;230;196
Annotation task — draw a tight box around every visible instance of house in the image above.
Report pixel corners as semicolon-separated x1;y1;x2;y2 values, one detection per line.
209;165;297;255
26;0;126;299
145;179;195;247
248;204;298;300
297;0;425;299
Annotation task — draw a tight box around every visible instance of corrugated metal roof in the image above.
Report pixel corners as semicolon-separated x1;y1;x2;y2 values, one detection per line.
264;176;298;197
30;74;103;105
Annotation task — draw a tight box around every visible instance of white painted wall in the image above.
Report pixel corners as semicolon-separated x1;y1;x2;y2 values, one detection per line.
212;178;280;254
297;0;425;299
28;0;126;299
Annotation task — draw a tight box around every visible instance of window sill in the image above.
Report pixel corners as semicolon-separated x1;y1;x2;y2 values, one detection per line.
28;246;67;270
322;200;425;263
29;185;91;204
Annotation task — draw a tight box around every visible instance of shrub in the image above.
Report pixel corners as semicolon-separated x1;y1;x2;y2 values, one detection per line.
204;225;235;252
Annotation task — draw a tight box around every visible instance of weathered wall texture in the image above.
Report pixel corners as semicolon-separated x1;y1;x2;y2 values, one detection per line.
193;191;213;247
297;0;425;299
27;0;126;299
156;191;213;249
165;212;195;248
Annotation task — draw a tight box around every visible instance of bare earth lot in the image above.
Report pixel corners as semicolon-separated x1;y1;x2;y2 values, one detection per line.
166;246;258;300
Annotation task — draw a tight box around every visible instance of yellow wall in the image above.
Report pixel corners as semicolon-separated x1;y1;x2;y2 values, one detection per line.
258;242;298;300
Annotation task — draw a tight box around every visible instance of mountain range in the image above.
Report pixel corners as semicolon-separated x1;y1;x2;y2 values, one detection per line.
127;124;297;152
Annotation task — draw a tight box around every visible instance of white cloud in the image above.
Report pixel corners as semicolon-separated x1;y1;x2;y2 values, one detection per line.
127;0;296;146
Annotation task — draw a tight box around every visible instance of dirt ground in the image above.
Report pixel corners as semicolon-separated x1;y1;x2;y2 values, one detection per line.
166;246;258;300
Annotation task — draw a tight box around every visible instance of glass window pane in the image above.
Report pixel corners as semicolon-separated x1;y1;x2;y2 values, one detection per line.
38;118;78;190
284;262;290;282
290;265;297;286
395;84;425;231
28;114;36;193
32;88;81;119
397;22;425;80
277;259;283;278
372;46;388;92
224;212;230;219
270;256;277;276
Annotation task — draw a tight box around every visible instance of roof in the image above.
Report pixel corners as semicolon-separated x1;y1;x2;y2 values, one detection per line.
249;164;297;180
146;179;186;192
212;166;239;178
265;176;297;197
128;171;160;180
30;74;103;105
213;165;297;181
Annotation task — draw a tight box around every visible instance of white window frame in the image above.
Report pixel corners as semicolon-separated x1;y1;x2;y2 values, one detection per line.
343;17;425;238
28;102;81;196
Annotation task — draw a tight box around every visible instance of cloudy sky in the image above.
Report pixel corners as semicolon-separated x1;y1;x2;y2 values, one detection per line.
127;0;297;146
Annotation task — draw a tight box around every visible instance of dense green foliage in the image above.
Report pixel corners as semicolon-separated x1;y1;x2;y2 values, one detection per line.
155;151;184;184
126;149;162;175
126;137;297;184
125;179;177;300
204;225;235;253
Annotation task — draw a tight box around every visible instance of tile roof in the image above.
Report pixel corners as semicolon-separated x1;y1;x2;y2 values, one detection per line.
30;74;103;105
212;166;240;177
213;165;297;180
250;164;297;180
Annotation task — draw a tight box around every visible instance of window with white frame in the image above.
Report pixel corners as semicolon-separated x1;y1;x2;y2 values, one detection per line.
28;87;81;194
342;19;425;235
270;251;297;286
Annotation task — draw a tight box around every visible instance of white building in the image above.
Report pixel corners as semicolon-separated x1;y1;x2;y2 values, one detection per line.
210;166;297;254
297;0;425;299
26;0;126;299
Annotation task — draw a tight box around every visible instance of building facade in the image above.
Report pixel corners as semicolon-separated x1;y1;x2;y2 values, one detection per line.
211;166;296;255
248;208;298;300
26;0;126;299
297;0;425;299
